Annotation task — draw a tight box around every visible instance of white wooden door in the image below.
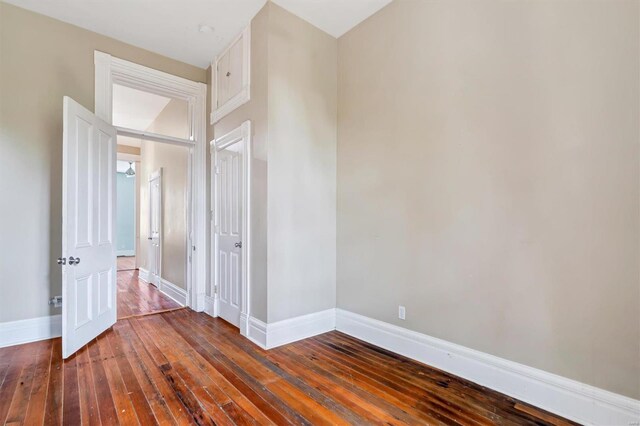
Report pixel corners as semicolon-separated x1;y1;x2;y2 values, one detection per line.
62;96;117;359
215;142;243;327
148;169;162;287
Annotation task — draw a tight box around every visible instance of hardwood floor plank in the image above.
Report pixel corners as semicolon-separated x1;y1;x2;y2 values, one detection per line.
120;321;193;425
62;349;82;425
95;333;140;425
2;309;577;426
0;346;18;389
308;336;502;425
117;269;180;320
5;340;49;425
23;340;55;425
87;337;120;425
106;329;159;425
165;311;306;426
112;322;178;425
44;338;63;426
0;345;27;424
75;346;101;426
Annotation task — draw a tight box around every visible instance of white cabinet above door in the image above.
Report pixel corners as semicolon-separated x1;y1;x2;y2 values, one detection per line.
211;26;250;124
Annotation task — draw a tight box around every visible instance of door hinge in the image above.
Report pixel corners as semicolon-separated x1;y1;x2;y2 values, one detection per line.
214;285;218;295
215;166;220;175
49;296;62;308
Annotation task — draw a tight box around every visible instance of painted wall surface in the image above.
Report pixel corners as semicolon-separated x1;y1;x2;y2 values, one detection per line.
138;99;189;289
210;3;337;323
0;2;205;322
212;4;270;322
337;0;639;398
116;172;136;255
266;4;337;322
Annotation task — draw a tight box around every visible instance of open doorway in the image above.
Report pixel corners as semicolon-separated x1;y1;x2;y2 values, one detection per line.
116;159;137;271
59;52;206;359
113;83;191;319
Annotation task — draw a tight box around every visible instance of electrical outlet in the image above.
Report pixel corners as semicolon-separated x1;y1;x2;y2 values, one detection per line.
398;305;406;320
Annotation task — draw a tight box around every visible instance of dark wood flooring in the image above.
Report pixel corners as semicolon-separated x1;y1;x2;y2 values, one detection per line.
117;256;137;272
0;309;574;425
117;269;182;320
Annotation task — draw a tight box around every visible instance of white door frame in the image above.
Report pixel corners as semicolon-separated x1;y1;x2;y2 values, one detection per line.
148;169;162;286
95;51;207;311
211;121;251;337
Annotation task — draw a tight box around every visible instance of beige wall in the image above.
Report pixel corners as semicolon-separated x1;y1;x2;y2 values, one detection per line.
266;4;337;322
137;99;189;289
212;3;270;321
0;2;205;322
337;0;639;398
211;2;337;323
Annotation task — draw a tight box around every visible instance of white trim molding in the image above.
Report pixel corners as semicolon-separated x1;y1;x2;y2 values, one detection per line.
0;315;62;348
243;309;336;350
211;121;252;338
204;295;218;317
138;267;151;283
95;51;208;313
159;278;187;306
210;25;251;124
335;309;640;426
117;152;141;162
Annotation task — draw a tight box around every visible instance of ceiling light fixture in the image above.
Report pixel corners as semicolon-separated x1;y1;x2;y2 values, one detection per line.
198;24;214;33
125;162;135;178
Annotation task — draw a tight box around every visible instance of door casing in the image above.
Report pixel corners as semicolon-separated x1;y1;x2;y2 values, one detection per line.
211;121;252;337
148;169;162;287
95;51;207;311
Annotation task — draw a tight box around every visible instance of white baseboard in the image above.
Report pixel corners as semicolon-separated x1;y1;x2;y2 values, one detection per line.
243;308;336;350
138;267;150;282
204;295;217;317
159;278;187;306
0;315;62;348
242;314;267;348
335;309;640;426
267;309;336;349
116;250;135;257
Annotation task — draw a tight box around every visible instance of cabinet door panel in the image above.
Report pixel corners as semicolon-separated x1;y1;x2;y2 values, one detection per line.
216;50;230;107
227;38;244;100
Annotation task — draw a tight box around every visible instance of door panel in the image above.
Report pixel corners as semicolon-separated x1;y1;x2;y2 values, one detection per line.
227;38;243;101
215;143;243;327
216;50;230;107
62;96;117;359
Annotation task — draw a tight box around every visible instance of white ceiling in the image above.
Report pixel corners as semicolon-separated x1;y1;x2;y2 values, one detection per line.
4;0;265;68
4;0;391;68
271;0;391;38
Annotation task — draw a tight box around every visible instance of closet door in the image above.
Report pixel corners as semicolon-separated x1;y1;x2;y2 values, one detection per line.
227;38;244;101
216;50;231;107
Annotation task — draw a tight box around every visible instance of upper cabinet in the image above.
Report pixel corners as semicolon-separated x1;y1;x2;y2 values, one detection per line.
211;26;251;124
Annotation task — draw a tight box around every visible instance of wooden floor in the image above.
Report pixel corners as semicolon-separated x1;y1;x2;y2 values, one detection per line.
117;256;137;271
0;309;574;426
117;269;182;319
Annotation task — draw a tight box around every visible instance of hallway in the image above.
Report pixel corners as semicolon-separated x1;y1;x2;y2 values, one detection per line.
116;257;182;320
